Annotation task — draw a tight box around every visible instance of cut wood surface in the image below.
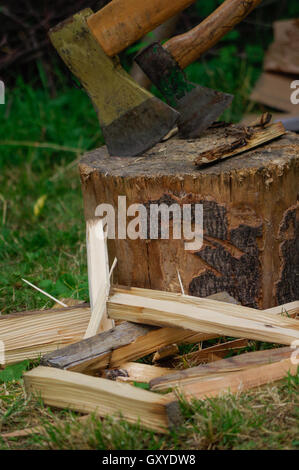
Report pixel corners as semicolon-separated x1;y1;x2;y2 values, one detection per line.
166;358;297;401
0;305;90;366
150;346;293;391
23;366;181;434
106;362;173;384
108;289;299;345
194;122;285;167
84;218;112;337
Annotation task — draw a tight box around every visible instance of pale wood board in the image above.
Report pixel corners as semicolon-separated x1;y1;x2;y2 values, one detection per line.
84;218;113;338
41;321;215;374
23;366;181;434
150;346;293;391
108;290;299;345
166;358;297;401
0;305;90;367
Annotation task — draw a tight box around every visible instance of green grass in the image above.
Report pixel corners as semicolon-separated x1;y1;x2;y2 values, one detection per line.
0;369;298;450
0;42;298;449
0;79;105;314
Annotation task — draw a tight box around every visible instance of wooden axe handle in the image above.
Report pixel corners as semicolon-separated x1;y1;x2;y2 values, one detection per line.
87;0;195;57
164;0;262;69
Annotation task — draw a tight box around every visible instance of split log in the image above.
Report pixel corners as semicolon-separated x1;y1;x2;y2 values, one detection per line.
79;130;299;308
84;218;113;337
165;358;297;401
150;346;293;391
108;289;299;345
194;122;285;167
0;305;90;367
23;366;182;434
41;320;216;374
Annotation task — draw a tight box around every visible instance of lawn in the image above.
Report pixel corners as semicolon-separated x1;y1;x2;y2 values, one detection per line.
0;28;298;449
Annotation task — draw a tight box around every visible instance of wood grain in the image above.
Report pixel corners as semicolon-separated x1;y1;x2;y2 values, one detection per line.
0;305;90;366
194;122;286;167
151;346;293;391
166;358;297;401
108;289;299;345
87;0;195;57
164;0;262;69
24;366;182;433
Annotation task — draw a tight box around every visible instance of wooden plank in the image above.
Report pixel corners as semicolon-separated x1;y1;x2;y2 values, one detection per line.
23;366;182;434
41;322;155;372
0;305;90;367
194;122;285;167
165;358;297;401
150;346;293;391
265;301;299;318
112;286;297;317
108;290;299;345
250;72;297;113
41;321;215;374
84;219;112;338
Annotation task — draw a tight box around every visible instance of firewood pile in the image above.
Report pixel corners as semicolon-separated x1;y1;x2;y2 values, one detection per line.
1;219;298;434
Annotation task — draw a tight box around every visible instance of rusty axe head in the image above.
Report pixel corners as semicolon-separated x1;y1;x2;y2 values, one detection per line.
49;10;179;157
135;42;233;138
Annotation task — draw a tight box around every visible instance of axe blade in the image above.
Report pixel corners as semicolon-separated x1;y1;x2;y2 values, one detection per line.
103;96;179;157
135;42;233;137
49;11;179;157
175;86;233;138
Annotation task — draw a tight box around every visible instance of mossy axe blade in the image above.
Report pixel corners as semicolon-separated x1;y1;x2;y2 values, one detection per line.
49;9;179;157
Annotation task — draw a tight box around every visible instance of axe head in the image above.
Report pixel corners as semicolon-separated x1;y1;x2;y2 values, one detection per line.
135;42;233;138
49;11;179;157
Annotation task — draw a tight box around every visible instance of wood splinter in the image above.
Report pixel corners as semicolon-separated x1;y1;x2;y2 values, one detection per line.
194;121;285;167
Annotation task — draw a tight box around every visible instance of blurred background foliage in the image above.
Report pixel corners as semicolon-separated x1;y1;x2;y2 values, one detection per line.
0;0;298;312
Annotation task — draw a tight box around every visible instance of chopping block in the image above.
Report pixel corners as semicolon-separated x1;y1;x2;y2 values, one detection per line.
79;130;299;309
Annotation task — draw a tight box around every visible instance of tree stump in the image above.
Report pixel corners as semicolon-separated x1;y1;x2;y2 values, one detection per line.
79;130;299;309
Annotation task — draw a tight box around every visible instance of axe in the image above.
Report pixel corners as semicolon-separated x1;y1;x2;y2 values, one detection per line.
135;0;262;138
49;1;197;157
